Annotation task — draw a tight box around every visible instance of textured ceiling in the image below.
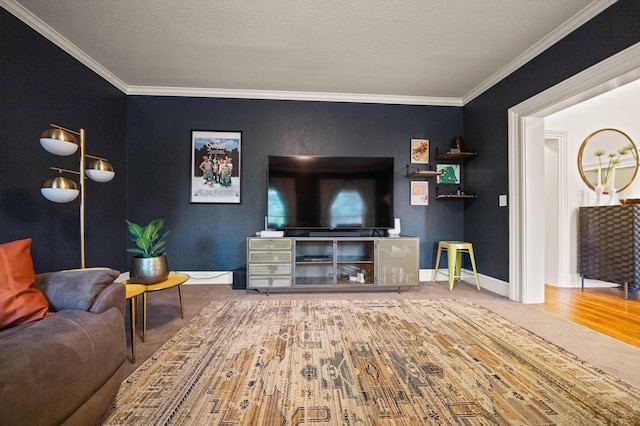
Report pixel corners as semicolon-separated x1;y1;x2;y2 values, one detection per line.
6;0;606;103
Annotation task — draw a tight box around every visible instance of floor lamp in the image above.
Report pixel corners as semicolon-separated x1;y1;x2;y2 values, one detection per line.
40;123;115;268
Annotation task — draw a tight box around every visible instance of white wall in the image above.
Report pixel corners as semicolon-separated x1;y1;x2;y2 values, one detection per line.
544;79;640;287
544;139;559;286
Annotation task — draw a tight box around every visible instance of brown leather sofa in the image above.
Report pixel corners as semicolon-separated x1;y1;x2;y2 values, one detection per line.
0;269;127;426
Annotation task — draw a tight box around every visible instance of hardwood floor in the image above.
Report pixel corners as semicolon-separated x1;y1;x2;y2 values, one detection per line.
544;284;640;349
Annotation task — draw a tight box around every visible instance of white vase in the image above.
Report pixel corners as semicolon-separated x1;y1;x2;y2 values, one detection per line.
608;186;618;205
595;184;604;205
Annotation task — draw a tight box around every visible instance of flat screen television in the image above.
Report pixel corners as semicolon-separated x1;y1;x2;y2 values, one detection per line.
267;156;394;232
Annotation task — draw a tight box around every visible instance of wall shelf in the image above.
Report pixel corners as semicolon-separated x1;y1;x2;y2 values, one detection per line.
436;151;477;161
435;194;477;200
405;165;441;178
434;146;478;200
435;186;476;200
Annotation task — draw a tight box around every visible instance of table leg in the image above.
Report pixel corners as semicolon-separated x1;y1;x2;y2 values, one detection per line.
178;284;184;319
130;296;136;363
143;292;147;343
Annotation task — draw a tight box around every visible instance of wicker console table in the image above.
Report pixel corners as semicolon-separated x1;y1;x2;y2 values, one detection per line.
579;205;640;298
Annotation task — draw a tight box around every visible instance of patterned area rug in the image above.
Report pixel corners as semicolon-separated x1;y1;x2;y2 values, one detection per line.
99;299;640;425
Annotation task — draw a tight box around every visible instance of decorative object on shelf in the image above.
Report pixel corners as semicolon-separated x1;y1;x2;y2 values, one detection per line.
577;128;638;194
595;184;604;205
126;218;170;284
451;135;464;153
388;218;401;237
410;139;429;164
608;187;619;205
410;181;429;206
435;147;478;161
191;130;242;204
436;164;461;184
435;187;476;200
39;123;116;268
620;198;640;204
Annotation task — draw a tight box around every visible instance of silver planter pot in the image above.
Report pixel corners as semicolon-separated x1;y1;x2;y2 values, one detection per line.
129;255;169;284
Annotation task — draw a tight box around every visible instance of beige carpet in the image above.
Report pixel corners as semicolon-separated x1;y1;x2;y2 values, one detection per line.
101;298;640;425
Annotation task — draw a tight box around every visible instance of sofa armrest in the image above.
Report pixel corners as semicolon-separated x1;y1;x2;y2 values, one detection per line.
89;281;125;316
33;269;121;313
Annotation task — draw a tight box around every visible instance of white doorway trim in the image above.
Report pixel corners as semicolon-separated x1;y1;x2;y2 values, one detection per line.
545;130;569;288
508;42;640;303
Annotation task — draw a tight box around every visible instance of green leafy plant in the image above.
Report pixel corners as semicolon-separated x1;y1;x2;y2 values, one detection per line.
126;218;169;258
593;144;637;185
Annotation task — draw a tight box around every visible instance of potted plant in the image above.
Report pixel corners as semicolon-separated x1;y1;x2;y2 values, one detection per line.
126;218;170;284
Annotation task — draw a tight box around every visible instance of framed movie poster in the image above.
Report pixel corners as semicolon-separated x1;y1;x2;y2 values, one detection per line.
410;139;429;164
191;130;242;204
410;181;429;206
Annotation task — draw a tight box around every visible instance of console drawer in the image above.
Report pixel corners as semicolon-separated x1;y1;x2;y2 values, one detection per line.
249;238;292;250
248;276;292;288
248;251;292;263
249;263;292;275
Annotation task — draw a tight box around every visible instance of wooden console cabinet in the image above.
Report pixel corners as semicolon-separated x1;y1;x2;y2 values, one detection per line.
246;237;419;293
579;205;640;297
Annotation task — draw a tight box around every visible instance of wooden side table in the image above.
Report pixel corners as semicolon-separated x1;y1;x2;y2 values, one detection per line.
124;284;146;363
125;272;190;342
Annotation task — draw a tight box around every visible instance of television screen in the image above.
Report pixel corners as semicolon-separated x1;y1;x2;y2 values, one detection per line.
267;156;394;230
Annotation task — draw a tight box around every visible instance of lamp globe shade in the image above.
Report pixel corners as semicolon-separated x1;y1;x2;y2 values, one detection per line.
86;159;115;182
41;176;79;203
40;128;78;156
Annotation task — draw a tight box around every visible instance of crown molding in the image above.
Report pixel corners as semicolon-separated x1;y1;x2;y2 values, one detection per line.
1;0;128;93
462;0;618;105
2;0;617;106
1;0;460;106
511;42;640;117
126;85;463;106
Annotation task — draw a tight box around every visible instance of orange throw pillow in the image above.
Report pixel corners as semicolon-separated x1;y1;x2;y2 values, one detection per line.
0;239;50;329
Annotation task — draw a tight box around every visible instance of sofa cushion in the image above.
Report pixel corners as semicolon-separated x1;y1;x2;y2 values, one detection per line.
0;308;126;425
35;268;120;312
0;238;49;330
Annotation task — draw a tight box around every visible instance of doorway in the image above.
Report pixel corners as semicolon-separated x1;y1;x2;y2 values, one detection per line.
508;42;640;303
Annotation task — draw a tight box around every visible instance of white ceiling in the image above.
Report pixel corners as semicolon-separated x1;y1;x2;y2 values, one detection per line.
4;0;614;105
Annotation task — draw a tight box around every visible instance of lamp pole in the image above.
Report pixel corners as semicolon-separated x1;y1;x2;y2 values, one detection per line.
79;128;86;268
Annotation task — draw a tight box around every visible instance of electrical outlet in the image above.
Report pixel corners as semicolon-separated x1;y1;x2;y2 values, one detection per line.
499;194;507;207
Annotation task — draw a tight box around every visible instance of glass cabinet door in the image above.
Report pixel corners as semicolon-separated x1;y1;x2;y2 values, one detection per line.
294;240;335;285
336;239;375;285
377;238;419;286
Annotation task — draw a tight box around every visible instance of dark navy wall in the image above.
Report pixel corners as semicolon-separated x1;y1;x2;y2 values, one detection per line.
0;9;128;273
127;97;463;270
463;0;640;281
4;1;638;278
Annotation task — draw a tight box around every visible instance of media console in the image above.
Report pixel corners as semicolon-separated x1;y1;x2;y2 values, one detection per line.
246;237;419;293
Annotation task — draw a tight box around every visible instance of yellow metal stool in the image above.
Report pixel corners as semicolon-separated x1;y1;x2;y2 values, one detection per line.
433;241;480;290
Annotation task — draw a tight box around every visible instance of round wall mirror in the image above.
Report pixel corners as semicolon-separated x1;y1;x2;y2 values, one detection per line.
577;128;638;193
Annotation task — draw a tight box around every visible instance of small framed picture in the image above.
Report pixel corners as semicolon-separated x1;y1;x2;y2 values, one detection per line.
410;139;429;164
410;181;429;206
436;164;460;184
191;130;242;203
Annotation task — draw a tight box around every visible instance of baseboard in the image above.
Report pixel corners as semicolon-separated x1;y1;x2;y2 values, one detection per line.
117;269;509;294
116;271;233;285
424;268;510;297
